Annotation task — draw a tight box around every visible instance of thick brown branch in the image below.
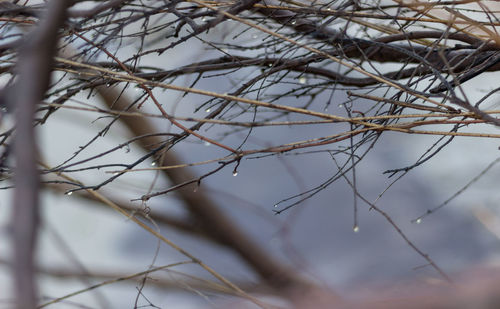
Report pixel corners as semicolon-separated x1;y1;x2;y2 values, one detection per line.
97;85;326;296
256;0;500;80
9;1;70;308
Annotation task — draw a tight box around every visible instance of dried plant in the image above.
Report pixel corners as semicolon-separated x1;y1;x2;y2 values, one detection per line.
1;0;499;308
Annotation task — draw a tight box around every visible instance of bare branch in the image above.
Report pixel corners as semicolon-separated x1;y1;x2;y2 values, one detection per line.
8;1;70;308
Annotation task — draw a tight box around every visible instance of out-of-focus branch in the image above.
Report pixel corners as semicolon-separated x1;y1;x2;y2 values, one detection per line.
256;0;500;79
2;1;499;307
68;0;126;18
132;55;433;87
45;182;211;243
8;0;70;308
97;85;327;297
52;38;324;297
29;261;271;296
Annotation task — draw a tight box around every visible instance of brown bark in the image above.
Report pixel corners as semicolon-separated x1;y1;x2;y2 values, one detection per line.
97;85;322;295
10;0;70;308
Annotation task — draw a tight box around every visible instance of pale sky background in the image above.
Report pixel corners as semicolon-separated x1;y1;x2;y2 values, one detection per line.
1;1;500;308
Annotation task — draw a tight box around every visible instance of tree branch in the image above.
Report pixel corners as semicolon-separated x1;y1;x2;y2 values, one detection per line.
97;84;329;296
8;1;70;308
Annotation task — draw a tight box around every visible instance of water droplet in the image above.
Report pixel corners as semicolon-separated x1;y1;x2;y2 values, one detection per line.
204;141;210;146
252;34;258;39
113;172;120;176
65;191;73;196
323;106;328;112
298;77;307;84
135;87;140;92
338;104;343;108
353;225;359;233
201;17;207;22
291;20;296;25
268;63;273;67
106;83;111;87
205;108;211;113
193;186;198;192
151;162;156;166
326;8;332;11
273;204;278;208
416;218;422;224
232;171;238;176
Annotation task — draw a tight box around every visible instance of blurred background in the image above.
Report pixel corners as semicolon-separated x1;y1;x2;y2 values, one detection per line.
1;1;500;308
